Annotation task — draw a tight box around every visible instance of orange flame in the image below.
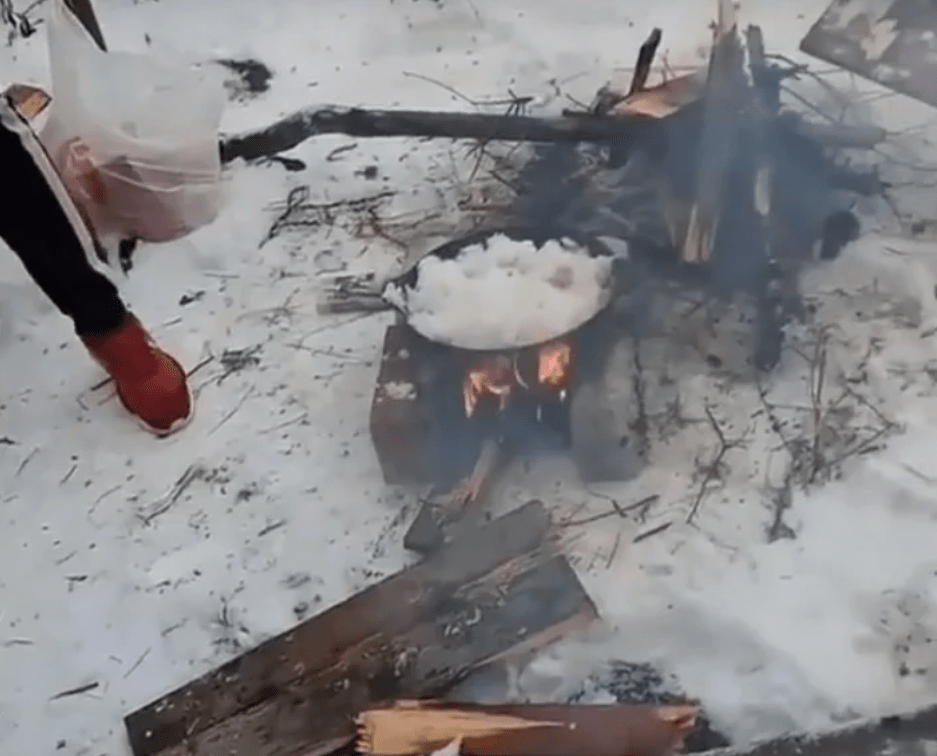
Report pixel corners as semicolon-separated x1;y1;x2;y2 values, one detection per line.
462;340;574;418
538;339;572;389
463;356;514;418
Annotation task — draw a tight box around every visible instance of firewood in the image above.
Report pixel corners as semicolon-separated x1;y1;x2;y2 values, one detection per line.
613;73;706;120
124;502;597;756
628;29;663;95
355;701;699;756
731;702;937;756
440;435;505;507
404;436;512;556
219;92;884;165
681;0;744;265
220;107;664;164
356;705;564;755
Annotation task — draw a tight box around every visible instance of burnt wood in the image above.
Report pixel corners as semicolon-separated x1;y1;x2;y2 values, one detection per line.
125;501;597;756
370;324;429;485
217;104;883;165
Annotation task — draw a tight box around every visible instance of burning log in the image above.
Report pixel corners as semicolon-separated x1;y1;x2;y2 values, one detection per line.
355;701;699;756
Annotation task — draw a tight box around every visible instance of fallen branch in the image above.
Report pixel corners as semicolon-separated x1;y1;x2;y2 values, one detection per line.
219;102;884;164
50;681;100;701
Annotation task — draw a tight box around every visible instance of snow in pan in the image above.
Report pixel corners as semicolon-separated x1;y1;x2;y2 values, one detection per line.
385;234;613;350
3;0;937;755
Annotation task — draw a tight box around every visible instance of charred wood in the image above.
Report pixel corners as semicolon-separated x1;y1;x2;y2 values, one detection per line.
629;29;664;96
218;104;884;164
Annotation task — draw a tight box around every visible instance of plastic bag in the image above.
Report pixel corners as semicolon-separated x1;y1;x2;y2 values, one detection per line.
39;0;226;243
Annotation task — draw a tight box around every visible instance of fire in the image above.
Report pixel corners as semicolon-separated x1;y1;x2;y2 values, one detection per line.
462;339;573;418
537;339;572;391
463;355;514;418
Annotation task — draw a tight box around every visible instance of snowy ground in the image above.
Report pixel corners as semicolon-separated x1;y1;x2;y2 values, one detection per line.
5;0;937;754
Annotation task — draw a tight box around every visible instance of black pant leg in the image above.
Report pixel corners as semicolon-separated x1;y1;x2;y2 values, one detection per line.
0;97;126;336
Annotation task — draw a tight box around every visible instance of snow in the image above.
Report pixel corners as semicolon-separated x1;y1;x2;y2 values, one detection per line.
384;234;613;350
3;0;937;755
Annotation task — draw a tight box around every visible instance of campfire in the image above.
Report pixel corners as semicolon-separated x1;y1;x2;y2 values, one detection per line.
308;1;893;549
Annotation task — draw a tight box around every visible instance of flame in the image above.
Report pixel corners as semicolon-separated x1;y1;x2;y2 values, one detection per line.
463;356;514;418
538;339;572;389
462;339;574;418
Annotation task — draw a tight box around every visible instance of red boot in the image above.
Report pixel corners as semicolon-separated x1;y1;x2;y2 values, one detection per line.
81;314;193;436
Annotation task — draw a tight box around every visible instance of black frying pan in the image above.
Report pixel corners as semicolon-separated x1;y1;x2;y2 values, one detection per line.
382;226;619;352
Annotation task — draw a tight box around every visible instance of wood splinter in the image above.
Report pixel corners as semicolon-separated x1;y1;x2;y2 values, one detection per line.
356;700;699;756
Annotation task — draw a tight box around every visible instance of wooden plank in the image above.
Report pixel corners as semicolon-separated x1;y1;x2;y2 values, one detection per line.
681;0;747;265
800;0;937;109
184;555;596;756
125;501;556;756
723;702;937;756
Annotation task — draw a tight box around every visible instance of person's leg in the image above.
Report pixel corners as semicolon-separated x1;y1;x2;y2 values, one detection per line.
0;102;126;335
0;96;193;435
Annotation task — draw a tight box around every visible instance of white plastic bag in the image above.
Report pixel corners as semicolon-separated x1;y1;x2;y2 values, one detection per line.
39;0;227;243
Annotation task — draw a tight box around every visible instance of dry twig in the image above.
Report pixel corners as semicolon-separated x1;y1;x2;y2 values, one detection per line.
686;406;745;524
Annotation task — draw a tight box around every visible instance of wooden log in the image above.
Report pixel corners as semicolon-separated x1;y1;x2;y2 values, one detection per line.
217;100;882;164
356;701;698;756
124;501;598;756
681;0;746;265
220;107;660;163
165;556;596;756
628;29;663;96
403;437;510;556
719;702;937;756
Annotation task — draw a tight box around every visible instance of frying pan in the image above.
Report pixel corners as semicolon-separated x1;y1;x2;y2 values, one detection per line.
382;226;619;352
